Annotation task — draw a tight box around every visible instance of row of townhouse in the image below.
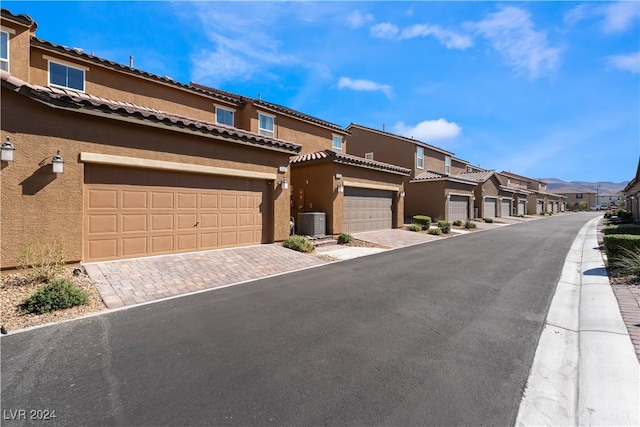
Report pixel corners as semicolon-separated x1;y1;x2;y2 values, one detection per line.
623;159;640;220
0;9;565;269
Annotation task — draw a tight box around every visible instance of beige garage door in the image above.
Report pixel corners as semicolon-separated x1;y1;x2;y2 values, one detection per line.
501;199;511;217
483;197;497;218
343;188;393;233
518;200;526;215
449;195;470;223
84;165;270;262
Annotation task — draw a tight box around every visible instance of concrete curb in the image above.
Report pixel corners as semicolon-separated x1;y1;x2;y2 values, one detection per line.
515;217;640;426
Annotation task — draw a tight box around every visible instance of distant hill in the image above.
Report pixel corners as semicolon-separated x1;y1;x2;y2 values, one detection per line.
541;178;628;194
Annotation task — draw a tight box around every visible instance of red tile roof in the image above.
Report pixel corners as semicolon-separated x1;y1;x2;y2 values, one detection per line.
1;8;37;30
1;70;301;154
411;170;477;185
291;150;410;176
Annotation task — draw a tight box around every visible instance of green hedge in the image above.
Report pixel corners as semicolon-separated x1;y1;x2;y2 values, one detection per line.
407;224;422;232
412;215;431;230
283;235;314;253
437;220;451;233
604;234;640;259
603;224;640;235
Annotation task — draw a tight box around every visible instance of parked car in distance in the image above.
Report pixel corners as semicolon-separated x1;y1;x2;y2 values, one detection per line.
591;204;603;210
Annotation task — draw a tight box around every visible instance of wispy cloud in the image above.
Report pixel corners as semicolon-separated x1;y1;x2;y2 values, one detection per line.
600;1;640;34
370;22;471;50
607;52;640;74
347;10;374;29
393;119;462;141
469;7;562;79
338;77;392;98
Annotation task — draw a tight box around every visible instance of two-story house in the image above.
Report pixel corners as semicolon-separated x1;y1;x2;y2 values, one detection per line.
551;189;597;211
499;172;565;214
0;8;410;268
623;158;640;220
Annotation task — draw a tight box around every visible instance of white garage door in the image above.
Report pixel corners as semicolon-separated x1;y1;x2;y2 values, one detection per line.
343;188;393;233
501;199;511;217
449;195;470;223
536;201;544;214
483;198;497;219
518;200;526;215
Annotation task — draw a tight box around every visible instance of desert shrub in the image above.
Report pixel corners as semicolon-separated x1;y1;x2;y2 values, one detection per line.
483;217;494;223
428;228;442;235
452;220;462;226
611;247;640;276
17;241;66;283
407;224;422;232
603;224;640;236
412;215;432;230
604;211;613;219
23;278;88;314
337;233;353;244
464;220;477;229
437;220;451;234
283;235;314;253
604;235;640;259
547;211;554;216
515;214;525;218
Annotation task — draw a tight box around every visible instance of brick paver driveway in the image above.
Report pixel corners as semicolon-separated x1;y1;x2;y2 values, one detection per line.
84;244;325;309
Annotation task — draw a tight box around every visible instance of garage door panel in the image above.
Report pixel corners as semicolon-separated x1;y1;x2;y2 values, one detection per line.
518;200;526;215
449;195;469;223
483;198;497;219
84;166;269;262
343;188;393;233
501;200;511;217
122;214;146;232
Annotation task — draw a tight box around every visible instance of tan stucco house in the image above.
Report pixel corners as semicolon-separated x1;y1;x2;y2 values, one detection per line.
623;158;640;221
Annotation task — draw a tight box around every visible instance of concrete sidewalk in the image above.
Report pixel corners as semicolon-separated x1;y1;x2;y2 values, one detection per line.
515;217;640;426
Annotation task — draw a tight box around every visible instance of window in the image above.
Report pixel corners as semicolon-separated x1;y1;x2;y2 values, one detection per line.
416;147;424;169
1;31;8;72
258;113;274;137
215;106;234;127
332;135;343;153
49;61;85;91
576;194;583;199
365;152;374;160
444;155;451;175
507;178;511;186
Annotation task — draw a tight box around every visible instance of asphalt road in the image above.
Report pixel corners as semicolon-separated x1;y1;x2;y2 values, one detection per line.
1;212;600;426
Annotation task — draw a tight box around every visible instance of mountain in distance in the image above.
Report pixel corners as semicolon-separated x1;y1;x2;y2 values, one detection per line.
540;178;628;194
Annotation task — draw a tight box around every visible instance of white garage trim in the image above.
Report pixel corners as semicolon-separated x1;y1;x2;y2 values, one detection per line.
343;180;400;192
80;152;277;180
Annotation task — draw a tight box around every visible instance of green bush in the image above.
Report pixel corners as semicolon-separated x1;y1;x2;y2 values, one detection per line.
23;279;88;314
428;228;442;235
412;215;432;230
515;214;525;218
604;211;613;219
603;224;640;235
337;233;353;244
547;211;554;216
604;235;640;259
17;241;66;283
452;220;462;226
611;247;640;276
483;217;494;223
283;235;314;253
407;224;422;232
464;220;477;229
437;220;451;233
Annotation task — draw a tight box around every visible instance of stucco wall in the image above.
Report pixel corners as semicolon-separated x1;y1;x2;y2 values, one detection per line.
2;18;32;82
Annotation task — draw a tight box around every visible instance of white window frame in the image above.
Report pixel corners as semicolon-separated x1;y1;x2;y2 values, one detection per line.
332;135;343;153
46;56;88;92
416;147;424;169
0;28;12;72
365;152;374;160
215;105;235;127
444;155;451;175
258;112;275;137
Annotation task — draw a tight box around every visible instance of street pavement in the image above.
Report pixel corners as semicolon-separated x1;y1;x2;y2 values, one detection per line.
2;212;638;426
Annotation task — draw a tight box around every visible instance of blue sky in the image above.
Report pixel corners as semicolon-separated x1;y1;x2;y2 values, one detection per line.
5;1;640;183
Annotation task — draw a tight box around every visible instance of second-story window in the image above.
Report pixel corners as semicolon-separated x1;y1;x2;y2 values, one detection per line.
258;113;274;137
1;31;9;71
332;135;343;153
215;106;234;127
49;61;85;91
365;152;374;160
416;147;424;169
445;155;451;174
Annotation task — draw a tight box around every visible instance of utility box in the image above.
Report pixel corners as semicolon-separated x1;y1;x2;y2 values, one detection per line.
297;212;326;236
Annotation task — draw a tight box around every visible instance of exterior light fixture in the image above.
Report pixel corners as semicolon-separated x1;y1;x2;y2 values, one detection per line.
278;166;288;173
335;173;342;179
1;137;15;162
280;177;289;190
337;182;344;193
52;150;64;174
399;191;406;197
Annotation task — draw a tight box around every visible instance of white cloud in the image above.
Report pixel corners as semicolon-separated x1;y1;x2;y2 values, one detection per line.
607;52;640;73
564;4;590;27
370;22;399;39
337;77;392;98
191;49;253;84
347;10;374;29
393;119;462;141
470;7;561;78
600;1;640;34
399;24;473;50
